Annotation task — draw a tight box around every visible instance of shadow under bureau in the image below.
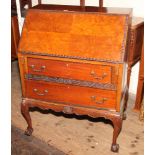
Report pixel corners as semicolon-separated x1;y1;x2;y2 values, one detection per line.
18;6;132;152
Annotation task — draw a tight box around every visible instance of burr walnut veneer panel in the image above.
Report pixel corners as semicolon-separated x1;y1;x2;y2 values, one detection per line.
19;9;129;62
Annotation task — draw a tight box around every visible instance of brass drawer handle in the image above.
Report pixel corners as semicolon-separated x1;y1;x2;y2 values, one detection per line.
90;70;107;80
91;96;108;104
33;88;48;96
30;65;46;72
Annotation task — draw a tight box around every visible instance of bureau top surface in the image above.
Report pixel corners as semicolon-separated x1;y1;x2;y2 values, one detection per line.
32;4;132;15
19;8;131;63
131;17;144;28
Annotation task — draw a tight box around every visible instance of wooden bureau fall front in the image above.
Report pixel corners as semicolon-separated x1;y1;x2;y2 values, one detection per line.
18;5;132;152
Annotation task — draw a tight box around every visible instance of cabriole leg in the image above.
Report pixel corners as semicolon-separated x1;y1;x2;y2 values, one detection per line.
123;89;129;120
122;112;127;120
111;117;122;152
124;89;129;110
21;100;33;136
124;66;131;111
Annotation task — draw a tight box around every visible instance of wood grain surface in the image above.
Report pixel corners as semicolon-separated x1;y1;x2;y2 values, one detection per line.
19;9;130;62
27;57;113;84
25;80;117;110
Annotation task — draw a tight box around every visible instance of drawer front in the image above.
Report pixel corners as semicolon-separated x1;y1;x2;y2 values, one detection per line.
26;80;116;110
27;57;112;84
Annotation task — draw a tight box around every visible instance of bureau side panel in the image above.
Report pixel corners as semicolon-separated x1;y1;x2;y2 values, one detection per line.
116;63;128;112
18;53;27;97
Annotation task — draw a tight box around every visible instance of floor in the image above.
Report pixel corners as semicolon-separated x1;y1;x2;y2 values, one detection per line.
11;60;144;155
12;125;66;155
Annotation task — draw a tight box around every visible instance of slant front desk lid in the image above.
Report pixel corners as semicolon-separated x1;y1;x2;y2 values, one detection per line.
19;7;132;63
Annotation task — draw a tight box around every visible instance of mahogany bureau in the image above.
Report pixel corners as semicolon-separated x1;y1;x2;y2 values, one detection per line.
18;6;132;152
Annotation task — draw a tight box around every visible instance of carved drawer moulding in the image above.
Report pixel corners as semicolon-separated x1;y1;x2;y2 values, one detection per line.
21;51;125;64
25;74;117;90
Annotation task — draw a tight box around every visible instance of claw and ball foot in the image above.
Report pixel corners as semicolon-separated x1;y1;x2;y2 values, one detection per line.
111;144;119;152
122;112;127;120
24;127;33;136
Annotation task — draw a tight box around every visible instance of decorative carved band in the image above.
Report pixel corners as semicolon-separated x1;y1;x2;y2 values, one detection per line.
21;51;123;64
130;29;135;47
25;74;116;90
120;15;130;61
63;106;73;114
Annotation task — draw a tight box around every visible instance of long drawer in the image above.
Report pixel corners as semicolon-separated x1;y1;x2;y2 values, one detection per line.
27;57;113;84
25;80;117;110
